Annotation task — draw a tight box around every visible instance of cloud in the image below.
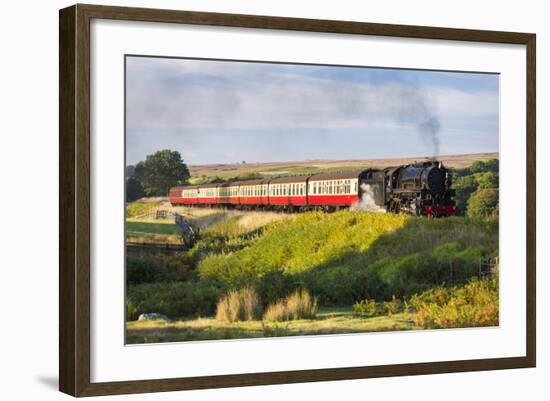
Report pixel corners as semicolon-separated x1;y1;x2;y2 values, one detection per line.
125;57;499;163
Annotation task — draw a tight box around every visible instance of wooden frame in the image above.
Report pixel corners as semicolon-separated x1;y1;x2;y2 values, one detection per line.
59;3;536;397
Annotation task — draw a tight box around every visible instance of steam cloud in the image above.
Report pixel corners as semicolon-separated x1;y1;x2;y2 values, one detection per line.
350;184;386;213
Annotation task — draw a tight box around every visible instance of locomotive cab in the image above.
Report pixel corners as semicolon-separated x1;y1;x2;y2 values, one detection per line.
359;170;386;206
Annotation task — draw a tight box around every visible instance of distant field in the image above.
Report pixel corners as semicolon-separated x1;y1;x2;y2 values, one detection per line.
188;152;499;181
126;307;414;343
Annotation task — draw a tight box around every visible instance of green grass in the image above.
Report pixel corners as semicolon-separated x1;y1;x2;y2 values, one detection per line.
125;307;414;343
126;219;182;243
198;211;498;303
126;201;162;218
199;211;408;283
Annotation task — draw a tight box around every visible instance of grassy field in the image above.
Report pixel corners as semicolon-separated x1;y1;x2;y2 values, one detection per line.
188;152;499;182
126;218;183;244
126;307;414;343
126;201;164;218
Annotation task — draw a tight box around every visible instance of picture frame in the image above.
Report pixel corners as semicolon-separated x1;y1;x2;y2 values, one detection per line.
59;3;536;397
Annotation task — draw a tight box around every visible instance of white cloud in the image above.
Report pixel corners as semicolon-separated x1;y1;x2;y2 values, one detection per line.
125;57;499;163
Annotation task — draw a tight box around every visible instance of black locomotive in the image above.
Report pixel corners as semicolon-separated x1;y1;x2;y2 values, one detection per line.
362;161;456;216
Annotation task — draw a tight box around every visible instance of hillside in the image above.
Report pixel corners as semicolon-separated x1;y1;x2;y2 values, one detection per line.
198;211;498;304
188;152;499;181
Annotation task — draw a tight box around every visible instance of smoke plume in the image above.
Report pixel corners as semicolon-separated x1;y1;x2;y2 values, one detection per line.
397;86;441;157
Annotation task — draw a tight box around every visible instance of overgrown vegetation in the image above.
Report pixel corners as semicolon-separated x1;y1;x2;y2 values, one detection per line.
409;276;499;329
126;252;197;285
352;296;404;318
126;281;222;321
199;212;498;304
452;158;499;217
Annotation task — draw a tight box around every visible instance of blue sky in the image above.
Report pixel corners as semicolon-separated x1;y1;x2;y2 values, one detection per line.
126;56;499;165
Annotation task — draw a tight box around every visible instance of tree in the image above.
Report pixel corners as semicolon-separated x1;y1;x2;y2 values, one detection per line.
125;165;135;179
134;150;190;196
126;176;145;202
475;171;499;190
466;188;499;219
453;175;478;215
470;159;499;174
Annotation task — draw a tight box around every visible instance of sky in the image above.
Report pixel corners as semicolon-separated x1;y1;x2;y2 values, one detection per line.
125;56;499;166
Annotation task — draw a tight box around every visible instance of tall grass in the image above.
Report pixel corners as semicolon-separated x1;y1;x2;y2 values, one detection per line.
263;289;318;321
216;287;262;322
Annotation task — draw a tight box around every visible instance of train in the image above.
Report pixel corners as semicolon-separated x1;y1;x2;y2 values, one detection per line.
168;161;456;217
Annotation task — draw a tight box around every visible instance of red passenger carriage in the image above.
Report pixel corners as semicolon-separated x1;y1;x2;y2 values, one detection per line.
268;176;308;208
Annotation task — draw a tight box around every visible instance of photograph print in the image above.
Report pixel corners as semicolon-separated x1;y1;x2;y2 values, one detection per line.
124;55;499;344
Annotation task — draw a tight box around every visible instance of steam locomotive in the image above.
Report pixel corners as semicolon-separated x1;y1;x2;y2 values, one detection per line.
168;161;456;217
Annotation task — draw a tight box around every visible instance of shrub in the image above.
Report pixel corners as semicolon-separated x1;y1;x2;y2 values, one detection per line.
126;253;196;285
467;189;499;219
126;281;222;320
352;299;378;318
256;269;299;307
409;277;499;329
216;287;262;322
263;289;318;321
382;296;403;315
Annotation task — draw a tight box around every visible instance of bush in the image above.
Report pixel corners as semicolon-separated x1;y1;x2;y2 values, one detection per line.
352;296;404;318
467;189;499;219
382;296;403;315
409;277;499;329
263;289;318;321
352;299;378;318
126;253;196;285
216;287;262;322
126;281;222;320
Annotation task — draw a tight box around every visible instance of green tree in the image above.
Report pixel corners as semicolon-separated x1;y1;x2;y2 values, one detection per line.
466;188;499;219
470;159;499;174
126;176;145;202
453;175;478;215
475;171;499;190
134;150;190;196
